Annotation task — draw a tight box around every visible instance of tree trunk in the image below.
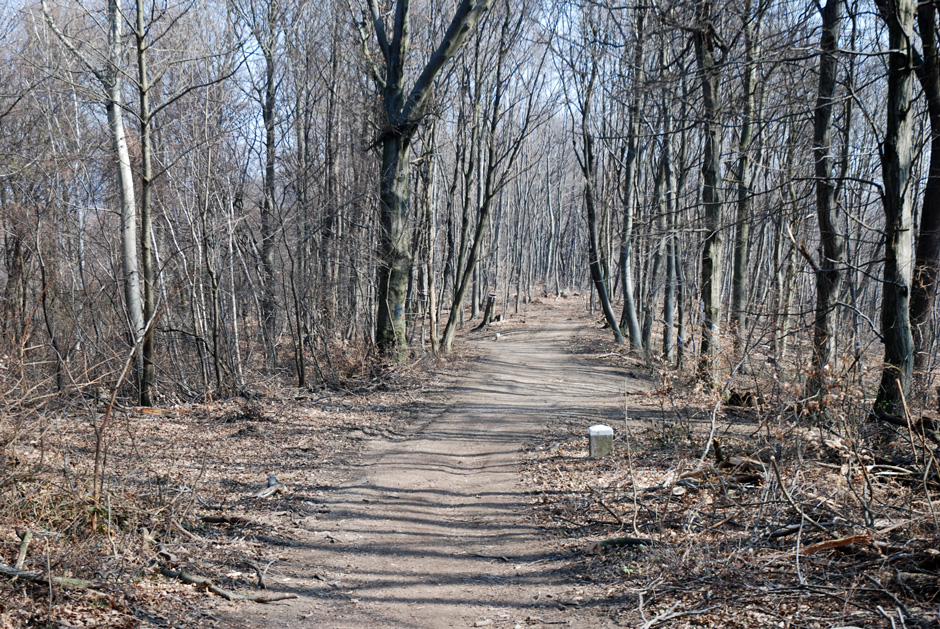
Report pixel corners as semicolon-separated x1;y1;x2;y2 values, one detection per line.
135;0;155;405
911;2;940;372
661;90;677;362
642;130;668;355
808;0;844;404
260;43;278;369
731;0;762;357
103;0;145;391
364;0;495;357
618;5;645;350
579;76;624;345
876;0;916;418
693;1;723;383
376;135;413;354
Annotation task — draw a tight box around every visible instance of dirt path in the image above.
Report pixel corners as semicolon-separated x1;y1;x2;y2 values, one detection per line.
216;304;639;628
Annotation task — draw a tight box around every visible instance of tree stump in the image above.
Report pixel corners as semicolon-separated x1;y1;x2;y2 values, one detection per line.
589;425;614;458
475;293;498;331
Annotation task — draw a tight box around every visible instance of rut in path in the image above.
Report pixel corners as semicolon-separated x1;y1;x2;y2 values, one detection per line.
216;307;639;628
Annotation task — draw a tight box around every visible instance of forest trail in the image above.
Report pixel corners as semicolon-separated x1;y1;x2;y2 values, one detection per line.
216;303;641;628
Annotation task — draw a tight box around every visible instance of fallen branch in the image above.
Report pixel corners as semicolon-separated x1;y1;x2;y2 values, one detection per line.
243;559;277;588
592;490;624;526
172;519;210;543
14;530;32;569
0;562;94;589
159;567;297;603
800;534;871;555
468;552;510;562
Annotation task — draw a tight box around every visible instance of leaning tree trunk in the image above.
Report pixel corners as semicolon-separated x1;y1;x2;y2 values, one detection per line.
693;0;723;383
876;0;916;418
441;8;529;353
808;0;845;405
583;142;624;345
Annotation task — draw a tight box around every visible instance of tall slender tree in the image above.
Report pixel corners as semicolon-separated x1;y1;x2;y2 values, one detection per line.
875;0;916;419
807;0;844;405
692;0;724;382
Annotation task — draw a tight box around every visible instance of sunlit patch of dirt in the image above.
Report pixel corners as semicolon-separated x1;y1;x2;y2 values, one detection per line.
0;355;471;627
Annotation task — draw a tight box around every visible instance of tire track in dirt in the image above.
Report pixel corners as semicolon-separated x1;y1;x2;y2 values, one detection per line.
215;305;639;628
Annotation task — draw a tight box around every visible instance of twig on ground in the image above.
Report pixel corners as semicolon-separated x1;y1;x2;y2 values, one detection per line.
639;601;720;629
243;559;277;589
468;553;511;562
865;574;912;621
770;457;831;536
172;519;210;543
592;490;624;526
160;566;297;603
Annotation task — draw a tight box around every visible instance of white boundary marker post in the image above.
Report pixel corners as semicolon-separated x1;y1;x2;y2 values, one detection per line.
589;424;614;458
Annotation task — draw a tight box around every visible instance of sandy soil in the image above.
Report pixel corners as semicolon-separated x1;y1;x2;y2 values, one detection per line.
212;302;642;628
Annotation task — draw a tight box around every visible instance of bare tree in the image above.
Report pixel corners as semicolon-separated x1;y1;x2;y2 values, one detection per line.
911;2;940;372
355;0;495;357
41;0;146;394
875;0;916;419
692;0;724;383
806;0;844;407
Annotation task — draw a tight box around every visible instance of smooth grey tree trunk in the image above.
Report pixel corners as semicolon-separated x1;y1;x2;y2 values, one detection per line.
642;124;668;355
135;0;155;405
43;0;146;392
617;5;645;351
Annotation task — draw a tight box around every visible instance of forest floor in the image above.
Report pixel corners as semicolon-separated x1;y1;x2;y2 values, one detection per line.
2;299;940;627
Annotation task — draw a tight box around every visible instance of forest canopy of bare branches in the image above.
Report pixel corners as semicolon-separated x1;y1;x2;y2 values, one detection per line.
0;0;933;414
